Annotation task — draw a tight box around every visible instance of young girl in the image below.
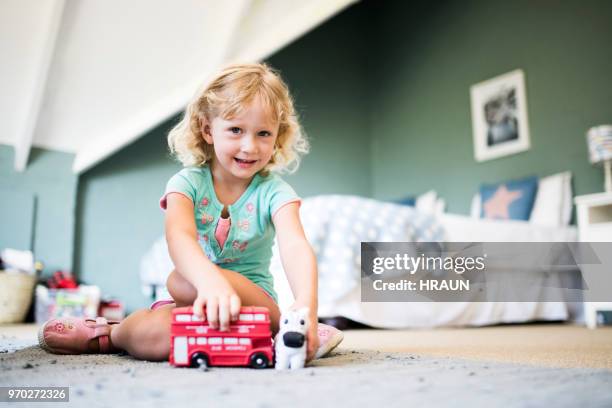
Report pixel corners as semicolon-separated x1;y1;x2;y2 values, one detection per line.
38;63;343;363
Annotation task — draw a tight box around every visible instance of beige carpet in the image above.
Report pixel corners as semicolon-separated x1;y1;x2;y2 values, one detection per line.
341;323;612;370
2;322;612;407
3;322;612;369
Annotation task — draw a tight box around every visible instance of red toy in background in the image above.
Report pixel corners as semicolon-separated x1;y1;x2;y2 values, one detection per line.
46;271;78;289
169;306;274;370
98;299;125;321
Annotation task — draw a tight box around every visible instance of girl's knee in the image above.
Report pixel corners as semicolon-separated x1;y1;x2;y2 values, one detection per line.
167;270;197;305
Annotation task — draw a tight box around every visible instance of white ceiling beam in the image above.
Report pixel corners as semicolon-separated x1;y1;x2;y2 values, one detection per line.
13;0;65;172
72;0;251;175
226;0;359;64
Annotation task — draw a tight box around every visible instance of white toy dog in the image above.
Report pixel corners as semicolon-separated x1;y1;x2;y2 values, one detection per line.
274;307;309;370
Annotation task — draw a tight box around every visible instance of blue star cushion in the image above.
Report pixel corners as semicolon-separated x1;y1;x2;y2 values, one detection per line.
479;176;538;220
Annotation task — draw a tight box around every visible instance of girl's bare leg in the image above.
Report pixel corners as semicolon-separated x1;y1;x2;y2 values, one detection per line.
108;268;281;361
109;304;175;361
167;268;281;334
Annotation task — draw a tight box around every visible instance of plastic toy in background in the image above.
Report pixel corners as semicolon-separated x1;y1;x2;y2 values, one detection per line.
169;306;274;370
274;307;309;370
35;284;101;324
46;270;78;289
98;298;125;321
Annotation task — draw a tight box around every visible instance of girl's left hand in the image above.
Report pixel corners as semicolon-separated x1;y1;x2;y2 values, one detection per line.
289;302;319;362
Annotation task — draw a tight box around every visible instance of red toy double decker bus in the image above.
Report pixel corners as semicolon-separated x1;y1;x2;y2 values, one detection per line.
169;306;274;369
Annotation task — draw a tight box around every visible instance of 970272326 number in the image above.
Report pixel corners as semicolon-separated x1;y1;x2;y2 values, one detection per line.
0;387;69;402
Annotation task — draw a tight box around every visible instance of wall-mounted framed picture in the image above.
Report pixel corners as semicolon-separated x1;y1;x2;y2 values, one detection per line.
470;69;530;162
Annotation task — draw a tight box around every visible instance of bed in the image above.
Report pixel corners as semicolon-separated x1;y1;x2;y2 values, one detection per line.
269;194;581;329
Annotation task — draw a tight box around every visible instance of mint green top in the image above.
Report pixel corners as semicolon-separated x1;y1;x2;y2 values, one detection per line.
160;165;301;302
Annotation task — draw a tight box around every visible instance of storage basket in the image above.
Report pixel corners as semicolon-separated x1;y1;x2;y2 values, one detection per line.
0;272;37;324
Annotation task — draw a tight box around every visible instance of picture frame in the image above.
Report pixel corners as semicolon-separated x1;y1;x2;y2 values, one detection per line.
470;69;530;162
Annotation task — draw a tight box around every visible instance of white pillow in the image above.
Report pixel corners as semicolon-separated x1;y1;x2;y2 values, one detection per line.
529;172;572;227
416;190;445;215
470;193;481;219
416;190;437;212
435;198;446;215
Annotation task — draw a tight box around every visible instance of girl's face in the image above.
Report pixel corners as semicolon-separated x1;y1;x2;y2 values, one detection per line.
203;96;279;182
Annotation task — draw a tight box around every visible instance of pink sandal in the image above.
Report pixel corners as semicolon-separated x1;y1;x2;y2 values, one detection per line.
38;316;122;355
315;323;344;359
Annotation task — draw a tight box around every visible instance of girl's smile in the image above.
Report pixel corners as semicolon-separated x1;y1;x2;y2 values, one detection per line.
234;157;258;168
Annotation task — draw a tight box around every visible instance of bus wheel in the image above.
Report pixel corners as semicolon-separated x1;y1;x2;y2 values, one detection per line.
249;352;269;369
191;352;209;371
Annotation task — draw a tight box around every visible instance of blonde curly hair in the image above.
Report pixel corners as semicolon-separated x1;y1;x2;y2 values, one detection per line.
168;62;309;174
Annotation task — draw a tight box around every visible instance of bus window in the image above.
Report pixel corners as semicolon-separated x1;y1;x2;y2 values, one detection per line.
239;313;253;321
254;314;265;321
192;314;204;322
176;314;191;322
208;337;222;345
197;338;207;345
173;337;188;364
189;337;195;345
224;338;238;345
239;338;251;345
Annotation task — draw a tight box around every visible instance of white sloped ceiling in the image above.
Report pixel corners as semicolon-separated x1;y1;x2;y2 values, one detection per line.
0;0;357;174
0;0;65;171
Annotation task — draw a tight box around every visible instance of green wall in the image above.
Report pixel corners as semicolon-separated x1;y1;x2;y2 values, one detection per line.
0;145;77;274
267;3;370;196
76;4;370;312
370;0;611;214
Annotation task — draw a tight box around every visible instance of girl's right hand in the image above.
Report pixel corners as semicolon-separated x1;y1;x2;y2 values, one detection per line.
192;273;241;332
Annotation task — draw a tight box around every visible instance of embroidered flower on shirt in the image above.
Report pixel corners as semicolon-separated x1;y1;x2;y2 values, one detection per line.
201;235;209;242
223;257;239;263
246;202;254;213
237;219;250;231
54;322;65;333
201;197;209;207
232;240;248;252
201;213;213;224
